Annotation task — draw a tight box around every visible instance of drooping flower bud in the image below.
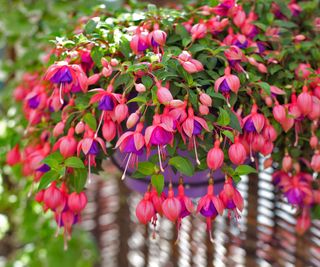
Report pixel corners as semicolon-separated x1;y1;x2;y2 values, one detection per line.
102;119;117;142
43;182;65;210
6;145;21;166
126;112;140;129
228;137;247;165
53;121;65;137
282;154;293;172
273;103;286;123
311;151;320;172
135;83;146;93
75;121;85;134
157;86;173;105
199;93;212;107
310;135;318;149
114;103;129;123
135;192;155;224
207;140;224;171
68;192;88;213
199;104;209;115
297;86;312;116
162;185;182;222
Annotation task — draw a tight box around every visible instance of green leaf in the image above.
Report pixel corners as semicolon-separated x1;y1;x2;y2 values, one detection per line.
235;165;257;176
83;113;97;131
217;107;230;126
175;24;189;39
222;130;234;143
127;95;147;104
84;19;97;34
151;174;164;195
136;162;156;176
169;156;194;176
227;109;242;133
65;157;85;169
69;168;87;193
119;36;131;58
232;174;241;183
141;76;153;89
42;152;64;170
38;170;60;191
257;82;271;95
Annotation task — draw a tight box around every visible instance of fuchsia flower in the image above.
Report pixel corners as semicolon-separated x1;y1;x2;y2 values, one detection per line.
281;174;313;206
150;187;166;216
224;46;248;77
102;116;117;142
228;136;247;165
182;107;209;164
214;66;240;105
282;154;293;172
212;0;235;16
197;179;224;242
297;86;312;116
311;151;320;172
156;83;173;105
207;140;224;171
136;191;155;224
243;104;265;134
219;177;244;220
175;181;194;242
145;114;174;172
207;17;229;35
6;145;21;166
233;6;246;28
130;27;149;54
148;24;167;50
162;185;182;222
89;85;122;134
177;51;204;74
53;127;77;158
296;208;311;235
68;192;87;214
190;21;207;40
44;61;88;104
115;122;145;180
77;129;106;183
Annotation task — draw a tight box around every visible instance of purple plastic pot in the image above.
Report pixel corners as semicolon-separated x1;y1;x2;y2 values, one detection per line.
111;149;225;197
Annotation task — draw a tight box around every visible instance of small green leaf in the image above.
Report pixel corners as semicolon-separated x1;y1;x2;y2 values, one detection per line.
217;107;230;126
137;162;156;176
131;171;147;179
257;82;271;95
169;156;194;176
222;130;234;143
232;174;241;183
235;165;257;176
228;109;242;133
151;174;164;195
127;95;147;104
38;170;60;191
84;19;97;34
141;76;153;89
42;152;64;170
65;157;85;169
83;113;97;131
69;168;87;193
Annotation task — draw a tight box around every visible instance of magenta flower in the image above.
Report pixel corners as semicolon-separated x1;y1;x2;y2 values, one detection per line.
44;61;88;104
115;122;145;180
181;107;209;164
197;181;224;242
145;114;174;172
